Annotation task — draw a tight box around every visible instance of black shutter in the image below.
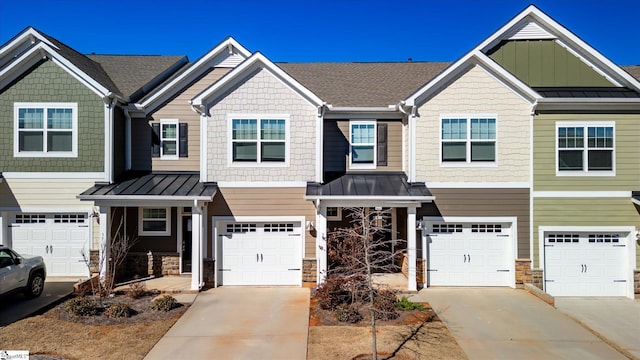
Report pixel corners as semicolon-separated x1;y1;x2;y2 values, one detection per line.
179;123;188;157
151;123;160;158
377;123;387;166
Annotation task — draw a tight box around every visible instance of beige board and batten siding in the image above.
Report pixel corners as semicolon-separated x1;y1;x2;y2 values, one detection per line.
149;68;231;172
206;68;317;182
208;187;316;259
415;65;531;183
533;113;640;191
324;119;404;173
533;197;640;268
419;188;530;258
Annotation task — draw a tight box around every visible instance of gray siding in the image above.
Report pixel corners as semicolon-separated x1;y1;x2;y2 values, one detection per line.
419;188;530;258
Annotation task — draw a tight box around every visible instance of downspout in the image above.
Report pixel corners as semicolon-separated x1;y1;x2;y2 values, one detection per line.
103;93;118;184
189;102;208;183
123;107;132;171
529;100;538;271
316;103;327;183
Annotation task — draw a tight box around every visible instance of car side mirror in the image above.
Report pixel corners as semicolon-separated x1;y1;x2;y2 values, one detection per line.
14;257;21;265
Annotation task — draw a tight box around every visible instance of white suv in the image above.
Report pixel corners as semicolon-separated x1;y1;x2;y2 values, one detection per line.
0;245;46;298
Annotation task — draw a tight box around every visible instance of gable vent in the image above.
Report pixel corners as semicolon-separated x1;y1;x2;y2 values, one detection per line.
218;53;245;68
505;21;556;40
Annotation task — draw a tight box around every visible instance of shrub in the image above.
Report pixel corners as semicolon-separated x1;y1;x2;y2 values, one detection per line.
315;275;351;310
395;296;424;311
373;289;399;320
335;304;362;323
64;296;101;316
127;278;148;299
104;302;135;318
150;295;179;312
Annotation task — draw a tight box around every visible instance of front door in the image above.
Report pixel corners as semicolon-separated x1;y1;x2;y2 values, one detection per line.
182;216;192;273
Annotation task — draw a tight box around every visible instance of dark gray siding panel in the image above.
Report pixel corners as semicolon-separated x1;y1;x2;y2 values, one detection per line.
131;120;152;171
418;188;530;258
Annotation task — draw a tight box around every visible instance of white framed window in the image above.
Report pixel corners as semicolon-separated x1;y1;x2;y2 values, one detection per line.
228;115;289;166
326;207;342;221
556;122;615;176
349;120;376;169
440;116;496;165
160;119;179;159
14;102;78;157
139;208;171;236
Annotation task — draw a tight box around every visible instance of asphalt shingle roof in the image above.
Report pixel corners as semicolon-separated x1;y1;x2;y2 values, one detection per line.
87;54;188;100
277;62;451;107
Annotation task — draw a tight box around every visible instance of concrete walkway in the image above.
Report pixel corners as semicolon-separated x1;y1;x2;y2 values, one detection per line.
145;287;310;360
411;288;627;360
555;297;640;359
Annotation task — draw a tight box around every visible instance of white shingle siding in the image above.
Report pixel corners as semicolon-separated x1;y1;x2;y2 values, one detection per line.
206;68;317;182
415;65;531;183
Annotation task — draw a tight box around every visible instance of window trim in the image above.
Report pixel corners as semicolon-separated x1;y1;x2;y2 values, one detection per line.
326;207;342;221
439;114;498;167
555;121;615;177
160;119;179;160
138;207;171;236
227;114;290;167
13;102;78;158
349;119;377;169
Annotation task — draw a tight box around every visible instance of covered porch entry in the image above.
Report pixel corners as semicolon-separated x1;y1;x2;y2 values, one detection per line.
78;172;217;290
306;173;434;291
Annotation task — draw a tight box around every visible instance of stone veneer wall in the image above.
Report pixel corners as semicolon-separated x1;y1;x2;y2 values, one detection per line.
303;258;317;285
531;269;544;290
203;258;215;288
515;259;533;288
634;270;640;298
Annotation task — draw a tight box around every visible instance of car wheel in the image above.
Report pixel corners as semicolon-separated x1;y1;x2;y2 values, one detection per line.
25;273;45;298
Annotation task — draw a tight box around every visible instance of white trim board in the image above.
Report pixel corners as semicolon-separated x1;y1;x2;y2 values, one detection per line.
426;182;530;189
533;191;631;198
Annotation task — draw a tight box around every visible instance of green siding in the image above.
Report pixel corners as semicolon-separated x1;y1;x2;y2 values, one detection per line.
489;40;614;87
0;60;104;172
533;198;640;268
533;113;640;191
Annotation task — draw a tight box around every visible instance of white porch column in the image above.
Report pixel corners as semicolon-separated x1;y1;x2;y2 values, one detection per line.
191;205;203;290
0;212;5;246
407;206;417;291
98;206;110;283
316;202;328;285
421;217;427;289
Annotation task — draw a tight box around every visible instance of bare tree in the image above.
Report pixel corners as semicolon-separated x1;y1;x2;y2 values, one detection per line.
327;207;405;360
81;208;137;305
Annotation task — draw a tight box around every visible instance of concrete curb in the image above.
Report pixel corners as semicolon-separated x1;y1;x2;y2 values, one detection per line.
524;283;554;307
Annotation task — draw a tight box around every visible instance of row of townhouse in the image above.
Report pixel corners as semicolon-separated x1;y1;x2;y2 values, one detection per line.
1;5;639;298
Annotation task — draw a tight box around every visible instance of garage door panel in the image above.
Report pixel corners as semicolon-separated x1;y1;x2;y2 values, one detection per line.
11;213;89;277
544;232;627;297
427;222;512;287
219;222;302;286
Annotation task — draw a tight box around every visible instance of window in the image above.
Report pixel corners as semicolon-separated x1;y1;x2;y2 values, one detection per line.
557;123;614;174
14;103;77;157
441;116;496;164
432;224;463;233
326;207;341;221
152;120;187;159
139;208;170;236
161;119;178;159
350;121;376;168
230;116;288;164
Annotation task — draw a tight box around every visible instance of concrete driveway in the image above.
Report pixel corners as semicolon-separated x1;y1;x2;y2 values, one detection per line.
0;278;74;327
145;287;310;360
555;297;640;359
412;288;627;360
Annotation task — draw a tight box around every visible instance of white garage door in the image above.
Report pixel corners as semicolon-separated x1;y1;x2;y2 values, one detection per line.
11;213;90;277
544;232;627;297
427;222;512;286
219;222;302;286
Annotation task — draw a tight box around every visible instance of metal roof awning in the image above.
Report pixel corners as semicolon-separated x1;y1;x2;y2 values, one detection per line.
78;172;216;204
305;173;434;202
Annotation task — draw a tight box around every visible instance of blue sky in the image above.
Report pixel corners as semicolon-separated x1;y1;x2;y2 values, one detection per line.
1;0;638;65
